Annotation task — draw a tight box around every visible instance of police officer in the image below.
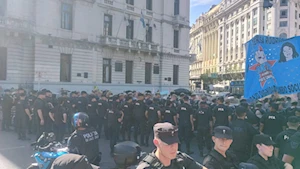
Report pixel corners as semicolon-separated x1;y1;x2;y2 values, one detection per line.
230;106;259;162
120;96;134;141
27;90;37;134
195;101;213;156
241;102;259;128
97;94;109;139
162;100;177;126
49;97;67;142
33;91;47;140
203;126;239;169
212;97;232;127
275;116;299;159
76;91;88;113
136;122;206;169
106;98;124;156
248;134;293;169
177;95;194;155
282;131;300;169
15;93;32;140
260;103;286;140
68;112;100;165
1;89;14;131
44;90;55;132
133;93;147;145
145;98;161;147
87;95;98;129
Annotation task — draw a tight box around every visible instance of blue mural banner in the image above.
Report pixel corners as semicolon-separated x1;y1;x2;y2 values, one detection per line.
245;35;300;100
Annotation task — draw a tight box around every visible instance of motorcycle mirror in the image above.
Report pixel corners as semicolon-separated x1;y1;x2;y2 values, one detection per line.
239;163;258;169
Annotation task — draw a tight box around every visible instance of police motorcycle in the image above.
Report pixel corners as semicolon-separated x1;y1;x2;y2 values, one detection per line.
27;132;68;169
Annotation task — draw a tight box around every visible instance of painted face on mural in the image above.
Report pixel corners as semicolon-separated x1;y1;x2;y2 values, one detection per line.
283;46;293;61
255;50;267;64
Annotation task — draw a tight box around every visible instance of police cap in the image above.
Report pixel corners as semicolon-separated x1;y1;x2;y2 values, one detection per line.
37;90;46;96
288;116;299;123
253;134;275;146
138;93;144;97
154;122;180;145
213;126;233;139
50;154;99;169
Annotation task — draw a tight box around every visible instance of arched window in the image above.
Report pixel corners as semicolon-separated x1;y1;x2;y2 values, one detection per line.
279;33;287;38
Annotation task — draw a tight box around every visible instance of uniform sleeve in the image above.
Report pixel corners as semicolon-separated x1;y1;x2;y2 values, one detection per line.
35;100;44;110
23;101;30;110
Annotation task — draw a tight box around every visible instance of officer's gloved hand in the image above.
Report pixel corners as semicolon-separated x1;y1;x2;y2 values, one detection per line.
239;163;258;169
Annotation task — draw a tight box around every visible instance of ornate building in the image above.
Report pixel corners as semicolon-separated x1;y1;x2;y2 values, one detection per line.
0;0;191;93
189;5;220;90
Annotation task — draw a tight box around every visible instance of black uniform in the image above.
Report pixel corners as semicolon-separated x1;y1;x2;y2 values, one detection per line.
67;127;100;165
261;112;285;139
162;106;177;125
27;94;37;134
1;94;13;130
97;99;109;138
203;149;239;169
247;154;285;169
51;105;67;142
230;119;260;162
137;150;205;169
177;103;194;153
145;103;160;146
120;102;134;141
194;106;213;153
275;129;298;159
87;101;98;129
283;132;300;169
106;104;122;153
15;99;30;139
44;96;55;132
212;104;231;127
33;98;46;140
76;97;88;113
64;97;76;134
133;100;147;144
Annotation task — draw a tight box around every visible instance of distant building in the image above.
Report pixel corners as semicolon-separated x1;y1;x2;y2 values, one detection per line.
0;0;191;93
190;0;300;92
189;4;220;90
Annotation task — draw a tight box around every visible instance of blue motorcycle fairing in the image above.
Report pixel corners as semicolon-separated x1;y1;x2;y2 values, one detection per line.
34;151;68;169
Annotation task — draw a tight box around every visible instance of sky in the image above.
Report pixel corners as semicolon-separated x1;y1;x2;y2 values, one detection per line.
190;0;222;25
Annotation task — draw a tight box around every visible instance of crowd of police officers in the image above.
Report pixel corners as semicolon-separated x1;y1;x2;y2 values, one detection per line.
1;88;300;169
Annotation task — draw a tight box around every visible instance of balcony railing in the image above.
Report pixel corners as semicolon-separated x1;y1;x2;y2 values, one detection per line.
173;15;187;25
99;36;159;53
0;16;35;32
